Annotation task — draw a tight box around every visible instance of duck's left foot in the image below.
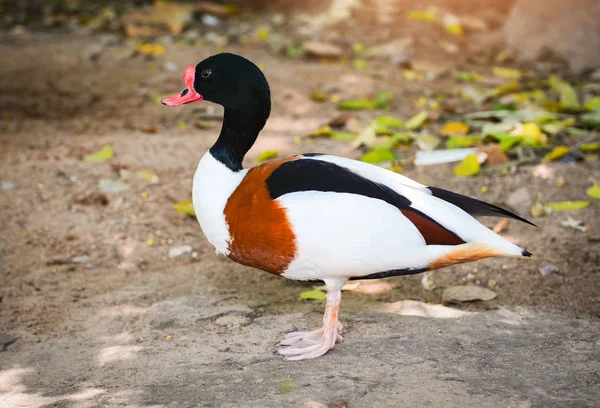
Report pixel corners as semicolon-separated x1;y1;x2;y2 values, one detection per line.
277;289;343;361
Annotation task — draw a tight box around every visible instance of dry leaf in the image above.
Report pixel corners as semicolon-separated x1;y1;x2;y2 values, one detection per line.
383;300;474;318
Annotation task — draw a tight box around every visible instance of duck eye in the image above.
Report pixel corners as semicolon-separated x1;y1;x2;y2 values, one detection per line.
200;69;212;79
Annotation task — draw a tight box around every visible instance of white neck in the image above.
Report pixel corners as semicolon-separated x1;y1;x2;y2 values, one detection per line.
192;152;247;255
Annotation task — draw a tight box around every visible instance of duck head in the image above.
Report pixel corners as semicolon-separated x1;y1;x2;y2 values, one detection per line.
161;53;270;114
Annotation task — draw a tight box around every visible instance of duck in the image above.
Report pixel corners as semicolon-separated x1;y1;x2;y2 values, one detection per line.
161;53;534;361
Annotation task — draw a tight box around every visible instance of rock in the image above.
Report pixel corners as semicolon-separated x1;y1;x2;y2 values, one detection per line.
164;61;178;72
506;186;532;214
1;181;16;191
539;264;558;277
302;41;343;58
0;332;19;352
82;43;104;62
98;179;129;194
504;0;600;74
214;315;250;327
72;255;91;264
442;285;497;302
73;191;109;206
168;245;193;258
201;14;220;27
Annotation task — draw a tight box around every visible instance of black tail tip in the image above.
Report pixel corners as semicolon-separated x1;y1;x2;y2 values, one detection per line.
522;250;533;257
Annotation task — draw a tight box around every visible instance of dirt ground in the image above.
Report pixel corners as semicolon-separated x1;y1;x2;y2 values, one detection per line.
1;33;599;407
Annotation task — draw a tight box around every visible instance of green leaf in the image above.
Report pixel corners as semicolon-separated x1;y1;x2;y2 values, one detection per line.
454;154;480;177
338;98;378;110
373;91;393;108
279;380;296;395
584;97;600;112
299;289;326;300
286;46;305;58
173;201;195;217
500;136;523;152
586;184;600;200
178;121;188;130
256;150;278;162
548;75;580;110
445;136;481;149
307;125;333;138
405;111;428;130
454;71;482;83
580;143;600;152
361;148;395;164
492;66;522;80
542;146;570;162
85;145;114;163
374;116;403;128
547;201;590;212
415;134;441;151
330;131;357;141
582;112;600;128
352;59;369;70
374;132;413;149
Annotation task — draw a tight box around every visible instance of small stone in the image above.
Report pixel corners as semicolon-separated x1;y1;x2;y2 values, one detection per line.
168;245;193;258
164;61;178;72
506;186;532;214
214;315;250;327
82;43;104;62
0;333;20;352
302;41;343;58
201;14;220;27
72;255;91;264
539;264;558;277
1;181;16;191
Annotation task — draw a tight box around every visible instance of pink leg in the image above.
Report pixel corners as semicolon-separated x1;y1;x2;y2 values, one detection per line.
277;289;343;361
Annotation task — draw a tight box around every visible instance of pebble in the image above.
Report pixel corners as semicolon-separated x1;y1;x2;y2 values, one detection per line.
168;245;193;258
539;264;558;277
164;61;178;72
72;255;91;264
201;14;220;27
2;181;16;191
214;315;250;327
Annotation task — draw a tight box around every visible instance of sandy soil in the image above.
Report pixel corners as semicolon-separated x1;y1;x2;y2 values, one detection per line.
0;33;599;407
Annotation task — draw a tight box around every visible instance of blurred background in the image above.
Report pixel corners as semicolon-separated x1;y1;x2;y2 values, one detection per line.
0;1;599;406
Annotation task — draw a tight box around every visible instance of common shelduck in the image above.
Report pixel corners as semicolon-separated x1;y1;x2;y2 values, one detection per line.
162;53;534;361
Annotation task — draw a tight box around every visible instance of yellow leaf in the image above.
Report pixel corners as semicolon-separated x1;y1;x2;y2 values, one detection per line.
549;75;580;110
547;201;590;212
352;59;369;69
136;43;166;56
517;122;544;145
374;116;403;128
256;26;270;40
492;66;522;80
85;145;114;163
454;154;480;177
361;148;395;164
310;90;328;102
178;121;187;130
146;238;156;246
442;15;463;36
405;111;428;130
440;122;469;136
543;146;570;162
256;149;278;162
173;201;195;217
299;289;326;300
586;184;600;200
138;169;160;183
307;125;333;138
406;9;437;23
580;143;600;152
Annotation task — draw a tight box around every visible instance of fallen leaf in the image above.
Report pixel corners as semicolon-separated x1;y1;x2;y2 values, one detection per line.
374;116;403;128
338;98;378;110
454;71;482;83
383;300;474;318
136;43;166;55
98;179;129;193
299;289;326;300
279;380;296;395
374;132;413;149
560;217;589;232
122;0;194;37
415;134;441;151
286;45;306;58
173;201;195;217
492;219;510;234
177;121;187;130
549;75;580;110
492;66;522;80
307;125;333;138
584;97;600;112
406;8;438;23
256;26;270;40
361;148;395;164
440;122;469;136
547;201;590;212
85;145;114;163
543;146;570;162
442;285;497;302
582;112;600;128
256;150;278;162
445;136;481;149
137;169;160;183
454;154;480;177
580;143;600;152
405;111;428;130
330;131;357;141
442;14;463;36
586;183;600;200
352;59;369;69
310;90;328;102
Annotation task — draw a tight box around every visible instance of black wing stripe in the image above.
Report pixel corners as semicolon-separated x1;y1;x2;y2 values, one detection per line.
428;186;536;226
